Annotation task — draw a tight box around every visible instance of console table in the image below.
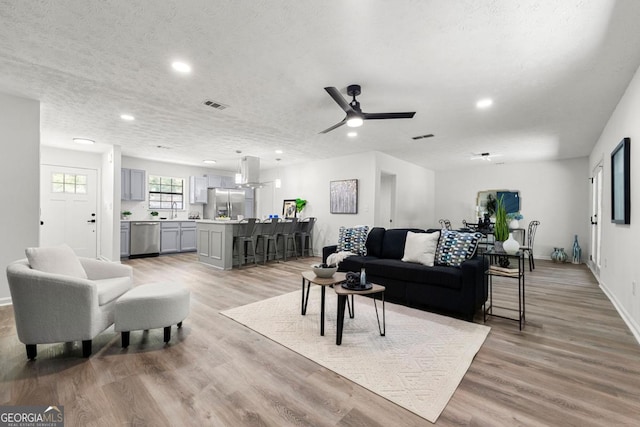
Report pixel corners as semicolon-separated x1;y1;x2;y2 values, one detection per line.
483;249;526;330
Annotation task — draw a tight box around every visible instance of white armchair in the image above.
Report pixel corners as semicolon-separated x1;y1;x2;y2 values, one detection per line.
7;257;133;359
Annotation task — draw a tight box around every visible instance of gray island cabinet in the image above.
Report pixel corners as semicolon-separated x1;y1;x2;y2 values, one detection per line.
196;220;240;269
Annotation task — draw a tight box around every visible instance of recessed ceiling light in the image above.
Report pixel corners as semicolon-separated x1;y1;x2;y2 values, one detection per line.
476;98;493;109
203;160;217;164
275;149;283;154
347;132;358;137
171;61;192;73
120;114;135;121
73;138;95;145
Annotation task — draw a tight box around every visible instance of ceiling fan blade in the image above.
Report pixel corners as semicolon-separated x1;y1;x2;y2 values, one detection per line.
324;87;355;114
363;112;416;120
319;118;347;134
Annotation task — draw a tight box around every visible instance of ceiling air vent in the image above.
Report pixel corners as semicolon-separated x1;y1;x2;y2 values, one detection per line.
412;134;434;140
203;100;228;110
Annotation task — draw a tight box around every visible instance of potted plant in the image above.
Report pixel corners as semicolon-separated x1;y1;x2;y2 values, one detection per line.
493;195;509;251
150;211;159;218
295;198;307;215
121;210;132;220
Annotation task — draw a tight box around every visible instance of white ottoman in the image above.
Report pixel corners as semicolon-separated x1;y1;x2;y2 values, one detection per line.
115;282;190;348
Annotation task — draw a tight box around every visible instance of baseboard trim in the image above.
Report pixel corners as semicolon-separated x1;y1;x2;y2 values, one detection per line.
0;296;12;307
588;264;640;345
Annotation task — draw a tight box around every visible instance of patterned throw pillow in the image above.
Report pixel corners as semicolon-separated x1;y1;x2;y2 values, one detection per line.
435;230;483;267
337;226;369;256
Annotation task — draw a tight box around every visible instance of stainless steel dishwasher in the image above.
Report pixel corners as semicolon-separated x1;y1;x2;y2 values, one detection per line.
130;222;160;257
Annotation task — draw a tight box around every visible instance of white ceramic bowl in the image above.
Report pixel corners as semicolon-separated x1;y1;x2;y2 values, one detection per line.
312;264;338;278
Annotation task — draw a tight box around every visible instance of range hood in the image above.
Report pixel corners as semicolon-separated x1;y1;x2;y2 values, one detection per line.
237;156;262;188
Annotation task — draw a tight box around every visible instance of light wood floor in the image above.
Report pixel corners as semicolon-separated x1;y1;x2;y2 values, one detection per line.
1;254;639;426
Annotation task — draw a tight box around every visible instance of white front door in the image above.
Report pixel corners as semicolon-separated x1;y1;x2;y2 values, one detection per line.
40;165;98;258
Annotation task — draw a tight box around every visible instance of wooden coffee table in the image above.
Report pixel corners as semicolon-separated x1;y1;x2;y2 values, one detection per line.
334;283;386;345
301;271;347;336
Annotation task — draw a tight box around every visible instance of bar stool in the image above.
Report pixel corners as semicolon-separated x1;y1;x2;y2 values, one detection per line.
278;218;298;261
297;217;316;257
256;218;281;264
233;218;258;268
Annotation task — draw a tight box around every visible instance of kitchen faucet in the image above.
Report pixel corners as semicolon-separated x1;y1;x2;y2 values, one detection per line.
171;201;177;219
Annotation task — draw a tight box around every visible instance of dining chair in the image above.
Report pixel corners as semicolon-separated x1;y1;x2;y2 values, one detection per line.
520;220;540;271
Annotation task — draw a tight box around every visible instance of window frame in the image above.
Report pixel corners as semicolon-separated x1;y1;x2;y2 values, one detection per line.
148;175;184;210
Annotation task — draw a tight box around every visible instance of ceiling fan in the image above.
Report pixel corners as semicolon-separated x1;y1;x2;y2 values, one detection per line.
320;84;416;134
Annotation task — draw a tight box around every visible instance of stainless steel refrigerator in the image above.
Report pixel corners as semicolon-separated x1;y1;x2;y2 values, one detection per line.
203;188;247;219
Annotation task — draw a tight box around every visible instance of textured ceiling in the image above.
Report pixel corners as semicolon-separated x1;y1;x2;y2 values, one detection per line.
2;1;640;172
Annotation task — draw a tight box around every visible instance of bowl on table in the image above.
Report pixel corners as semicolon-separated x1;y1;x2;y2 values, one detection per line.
312;264;338;278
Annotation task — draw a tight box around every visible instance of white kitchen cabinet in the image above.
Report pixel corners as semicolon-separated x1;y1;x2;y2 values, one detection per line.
189;176;208;204
207;174;222;188
207;174;237;189
121;168;146;201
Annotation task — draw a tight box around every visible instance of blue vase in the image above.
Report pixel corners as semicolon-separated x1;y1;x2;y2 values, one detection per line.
572;235;582;264
551;247;568;263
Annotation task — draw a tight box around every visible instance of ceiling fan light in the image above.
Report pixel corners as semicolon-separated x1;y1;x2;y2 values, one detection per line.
346;116;363;128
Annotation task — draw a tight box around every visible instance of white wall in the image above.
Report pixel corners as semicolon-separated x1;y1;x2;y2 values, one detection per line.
589;63;640;340
102;146;119;261
374;151;436;228
257;151;435;254
434;158;590;260
121;156;226;221
0;93;40;303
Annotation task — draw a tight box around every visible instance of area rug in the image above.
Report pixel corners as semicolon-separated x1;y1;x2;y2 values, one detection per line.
221;287;490;423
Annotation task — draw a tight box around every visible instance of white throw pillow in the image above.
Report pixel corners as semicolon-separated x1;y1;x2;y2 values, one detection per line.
25;244;88;279
402;231;440;267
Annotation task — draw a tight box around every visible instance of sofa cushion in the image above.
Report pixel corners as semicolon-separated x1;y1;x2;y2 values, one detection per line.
380;228;426;260
95;277;132;306
365;227;386;258
435;230;483;267
25;244;88;279
402;231;440;267
337;225;369;255
365;259;464;290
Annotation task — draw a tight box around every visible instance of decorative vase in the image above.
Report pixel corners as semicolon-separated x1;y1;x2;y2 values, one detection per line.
551;247;568;263
503;233;520;255
494;240;504;252
572;235;582;264
509;219;519;229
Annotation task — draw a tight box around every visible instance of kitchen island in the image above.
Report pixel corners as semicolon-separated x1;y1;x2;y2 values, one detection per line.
196;219;241;269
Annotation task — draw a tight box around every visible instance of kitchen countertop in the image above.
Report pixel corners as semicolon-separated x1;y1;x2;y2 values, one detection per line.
121;219;198;222
195;219;241;224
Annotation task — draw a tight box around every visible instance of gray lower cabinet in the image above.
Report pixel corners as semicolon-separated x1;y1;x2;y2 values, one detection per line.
161;221;196;253
120;222;130;257
180;222;197;251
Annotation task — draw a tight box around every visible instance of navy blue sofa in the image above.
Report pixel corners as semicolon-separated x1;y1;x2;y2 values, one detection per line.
322;227;488;321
